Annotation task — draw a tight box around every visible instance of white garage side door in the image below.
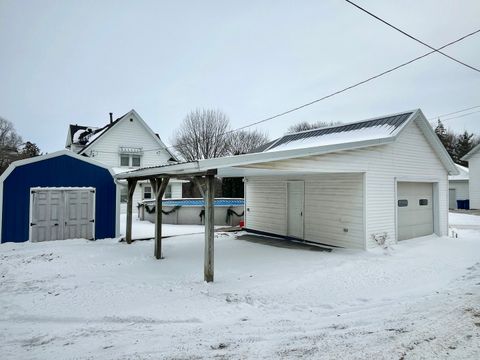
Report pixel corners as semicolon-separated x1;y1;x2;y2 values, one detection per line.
397;182;434;241
287;181;304;239
31;188;95;242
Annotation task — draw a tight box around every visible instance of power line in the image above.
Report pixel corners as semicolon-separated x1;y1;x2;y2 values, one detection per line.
85;29;480;158
438;110;480;122
427;105;480;120
159;28;480;153
345;0;480;73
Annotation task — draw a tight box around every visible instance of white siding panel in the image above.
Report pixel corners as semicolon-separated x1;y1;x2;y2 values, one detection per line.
245;173;364;249
80;113;183;200
170;182;183;199
304;173;364;249
449;180;469;201
243;120;449;248
468;155;480;209
245;178;287;236
85;113;172;168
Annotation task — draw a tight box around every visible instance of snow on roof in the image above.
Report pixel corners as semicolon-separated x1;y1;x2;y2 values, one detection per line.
449;164;469;181
72;127;99;143
264;112;412;152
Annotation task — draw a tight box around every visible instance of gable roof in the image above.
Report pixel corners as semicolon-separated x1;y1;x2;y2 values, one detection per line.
69;110;177;161
116;109;459;180
461;143;480;161
263;112;412;152
0;150;116;184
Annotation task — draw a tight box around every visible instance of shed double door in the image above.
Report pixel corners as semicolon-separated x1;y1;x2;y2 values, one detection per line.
30;188;95;242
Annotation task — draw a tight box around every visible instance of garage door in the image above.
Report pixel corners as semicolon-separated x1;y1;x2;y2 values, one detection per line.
397;182;433;241
30;188;95;242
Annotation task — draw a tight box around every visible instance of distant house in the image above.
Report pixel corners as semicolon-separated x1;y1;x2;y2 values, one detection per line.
117;109;459;249
461;144;480;209
65;109;184;208
448;164;469;209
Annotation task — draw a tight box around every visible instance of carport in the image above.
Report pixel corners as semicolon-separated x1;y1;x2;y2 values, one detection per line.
116;109;458;283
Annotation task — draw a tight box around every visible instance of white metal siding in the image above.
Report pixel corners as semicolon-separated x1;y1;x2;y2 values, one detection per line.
468;155;480;209
245;173;364;249
243;120;448;248
80;113;182;203
171;182;183;199
304;173;364;248
245;178;287;236
84;114;172;167
449;180;469;201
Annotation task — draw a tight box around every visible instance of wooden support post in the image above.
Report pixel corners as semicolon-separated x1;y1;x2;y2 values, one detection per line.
152;177;170;260
125;179;137;244
204;175;215;282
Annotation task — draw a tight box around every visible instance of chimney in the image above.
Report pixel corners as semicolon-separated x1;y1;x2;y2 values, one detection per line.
109;112;113;124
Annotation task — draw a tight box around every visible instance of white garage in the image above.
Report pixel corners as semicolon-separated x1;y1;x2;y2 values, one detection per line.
117;109;459;250
397;182;434;240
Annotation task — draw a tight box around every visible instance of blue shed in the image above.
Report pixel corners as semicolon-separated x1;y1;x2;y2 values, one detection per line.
0;150;118;243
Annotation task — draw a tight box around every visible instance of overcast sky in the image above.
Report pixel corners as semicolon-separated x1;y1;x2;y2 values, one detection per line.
0;0;479;153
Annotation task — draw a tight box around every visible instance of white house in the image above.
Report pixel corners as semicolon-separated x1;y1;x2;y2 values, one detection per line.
117;109;458;250
448;164;469;209
461;144;480;209
66;109;184;208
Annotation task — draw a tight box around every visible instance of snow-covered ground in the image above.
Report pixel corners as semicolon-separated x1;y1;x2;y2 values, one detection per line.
1;214;479;359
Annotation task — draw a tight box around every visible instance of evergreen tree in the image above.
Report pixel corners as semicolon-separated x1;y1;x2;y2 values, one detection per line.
455;131;476;167
434;119;457;162
20;141;41;158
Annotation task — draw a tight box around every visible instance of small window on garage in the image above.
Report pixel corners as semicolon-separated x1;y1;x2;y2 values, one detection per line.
398;199;408;207
143;186;152;199
419;199;428;206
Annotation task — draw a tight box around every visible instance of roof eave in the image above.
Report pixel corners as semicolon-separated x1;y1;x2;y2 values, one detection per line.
115;136;395;180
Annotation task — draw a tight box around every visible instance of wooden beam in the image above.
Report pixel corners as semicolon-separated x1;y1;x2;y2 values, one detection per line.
125;179;137;244
204;175;215;282
153;177;170;260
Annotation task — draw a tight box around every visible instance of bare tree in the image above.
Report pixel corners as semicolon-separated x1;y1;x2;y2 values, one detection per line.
287;120;342;133
227;129;269;155
172;109;232;161
0;117;23;173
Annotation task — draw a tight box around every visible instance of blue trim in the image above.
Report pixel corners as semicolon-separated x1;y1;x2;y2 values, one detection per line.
1;155;116;243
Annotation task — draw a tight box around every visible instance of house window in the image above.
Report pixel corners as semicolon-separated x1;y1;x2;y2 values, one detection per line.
120;155;130;167
120;187;127;203
144;186;152;199
120;154;142;167
398;199;408;207
132;155;141;167
164;184;172;199
419;199;428;206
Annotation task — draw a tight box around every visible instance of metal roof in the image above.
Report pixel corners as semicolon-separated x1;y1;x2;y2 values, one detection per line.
115;109;459;180
265;112;413;152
